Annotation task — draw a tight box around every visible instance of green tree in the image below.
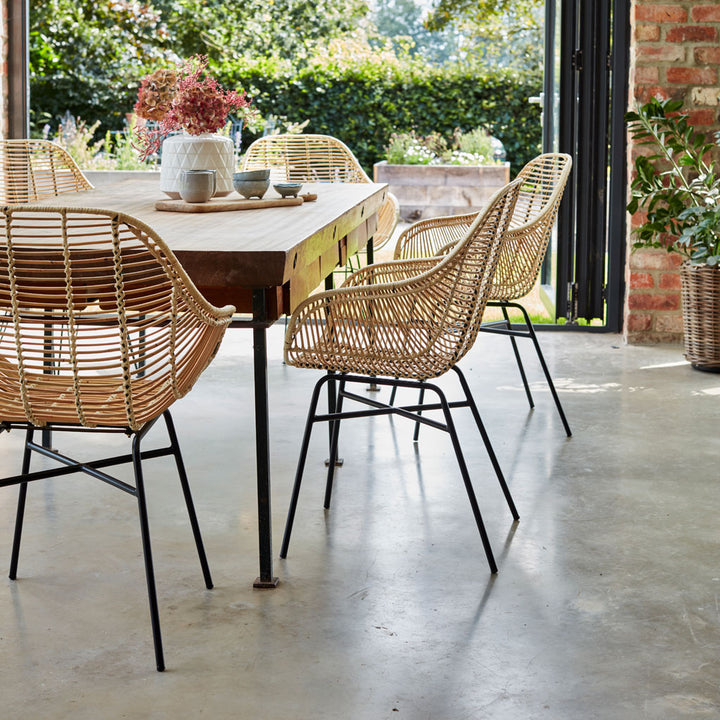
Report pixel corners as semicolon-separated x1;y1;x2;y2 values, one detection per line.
425;0;544;70
371;0;461;63
151;0;369;63
30;0;370;135
30;0;175;131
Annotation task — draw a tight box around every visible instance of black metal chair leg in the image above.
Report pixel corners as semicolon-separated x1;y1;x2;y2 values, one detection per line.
518;304;572;437
9;427;34;580
431;385;498;574
162;411;213;589
280;376;325;559
324;379;345;509
412;384;426;442
131;429;165;672
388;384;397;406
452;367;519;521
501;304;534;409
326;370;337;456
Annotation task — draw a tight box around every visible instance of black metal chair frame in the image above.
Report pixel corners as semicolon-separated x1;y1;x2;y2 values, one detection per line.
280;368;520;575
479;301;572;437
387;301;573;438
2;409;212;672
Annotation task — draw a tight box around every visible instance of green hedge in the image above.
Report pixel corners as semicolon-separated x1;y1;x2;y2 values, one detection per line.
218;59;543;176
31;58;542;176
31;76;137;133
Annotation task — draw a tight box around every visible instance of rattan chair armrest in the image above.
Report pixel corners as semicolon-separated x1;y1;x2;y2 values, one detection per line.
372;192;400;251
340;257;440;288
284;262;444;366
392;211;478;260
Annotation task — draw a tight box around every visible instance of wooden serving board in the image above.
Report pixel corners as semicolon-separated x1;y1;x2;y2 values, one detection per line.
155;196;304;213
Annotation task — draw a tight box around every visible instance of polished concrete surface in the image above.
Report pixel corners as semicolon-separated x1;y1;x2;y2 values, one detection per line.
1;327;719;719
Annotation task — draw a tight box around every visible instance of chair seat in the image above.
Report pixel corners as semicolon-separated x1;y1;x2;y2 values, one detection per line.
0;366;184;428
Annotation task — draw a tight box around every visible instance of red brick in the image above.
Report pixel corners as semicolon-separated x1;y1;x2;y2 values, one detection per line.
695;47;720;65
691;6;720;22
630;249;683;271
630;272;655;289
634;5;687;23
667;67;717;85
693;46;720;65
633;85;675;104
628;209;649;230
636;45;685;62
659;272;682;290
625;313;653;332
691;87;720;105
666;25;717;43
630;145;657;161
635;24;661;42
687;108;718;126
627;293;680;311
654;314;685;334
634;66;659;84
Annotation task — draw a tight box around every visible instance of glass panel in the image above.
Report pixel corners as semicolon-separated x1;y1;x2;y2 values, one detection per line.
539;0;562;317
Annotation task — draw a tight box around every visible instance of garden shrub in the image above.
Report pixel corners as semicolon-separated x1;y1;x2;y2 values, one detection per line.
31;54;542;176
217;57;542;175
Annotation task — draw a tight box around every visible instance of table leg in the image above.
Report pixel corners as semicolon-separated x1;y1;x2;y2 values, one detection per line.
252;289;279;589
323;276;344;467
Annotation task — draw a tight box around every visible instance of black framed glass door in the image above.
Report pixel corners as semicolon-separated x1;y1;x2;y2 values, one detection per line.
546;0;630;331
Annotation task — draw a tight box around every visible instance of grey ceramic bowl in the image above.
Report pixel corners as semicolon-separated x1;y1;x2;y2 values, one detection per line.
233;177;270;199
273;182;303;198
233;169;271;182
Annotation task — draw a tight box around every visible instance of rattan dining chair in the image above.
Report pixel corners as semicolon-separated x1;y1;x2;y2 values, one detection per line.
242;133;399;254
0;205;235;671
393;153;573;436
0;139;93;202
280;178;523;575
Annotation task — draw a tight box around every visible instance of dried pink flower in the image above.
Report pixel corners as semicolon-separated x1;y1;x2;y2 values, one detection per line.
134;68;177;122
134;55;253;161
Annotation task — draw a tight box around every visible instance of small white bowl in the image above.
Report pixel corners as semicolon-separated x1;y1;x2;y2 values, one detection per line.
274;182;303;198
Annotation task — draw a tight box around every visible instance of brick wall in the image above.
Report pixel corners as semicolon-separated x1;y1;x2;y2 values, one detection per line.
627;1;720;343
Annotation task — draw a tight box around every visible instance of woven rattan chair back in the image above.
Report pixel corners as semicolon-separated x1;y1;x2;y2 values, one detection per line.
284;178;522;379
393;154;573;435
0;206;234;431
243;134;399;250
491;152;572;301
393;153;572;300
243;134;369;183
0;140;93;203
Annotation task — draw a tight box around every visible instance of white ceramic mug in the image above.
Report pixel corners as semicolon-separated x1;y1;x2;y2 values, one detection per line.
179;169;217;203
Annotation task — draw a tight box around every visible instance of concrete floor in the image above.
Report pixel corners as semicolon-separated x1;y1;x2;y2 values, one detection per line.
1;326;718;719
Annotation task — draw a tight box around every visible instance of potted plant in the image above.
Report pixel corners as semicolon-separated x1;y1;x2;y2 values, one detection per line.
373;128;510;221
134;55;255;197
626;97;720;371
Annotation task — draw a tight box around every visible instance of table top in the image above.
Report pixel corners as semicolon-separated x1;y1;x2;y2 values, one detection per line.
33;178;387;317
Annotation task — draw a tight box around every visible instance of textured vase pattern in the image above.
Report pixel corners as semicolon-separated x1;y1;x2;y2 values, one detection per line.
160;133;235;198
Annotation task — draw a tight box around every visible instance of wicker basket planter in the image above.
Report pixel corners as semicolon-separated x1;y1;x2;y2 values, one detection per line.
373;161;510;222
681;262;720;371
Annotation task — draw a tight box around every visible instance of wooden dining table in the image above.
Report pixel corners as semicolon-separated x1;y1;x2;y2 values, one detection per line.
34;177;389;588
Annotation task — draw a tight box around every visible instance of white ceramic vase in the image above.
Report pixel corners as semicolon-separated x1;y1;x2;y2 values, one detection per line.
159;133;235;198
